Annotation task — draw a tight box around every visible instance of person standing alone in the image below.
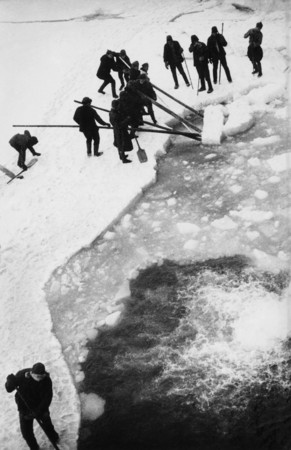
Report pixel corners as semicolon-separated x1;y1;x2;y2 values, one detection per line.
9;130;40;170
5;362;59;450
73;97;110;157
207;26;232;84
244;22;263;77
163;35;190;89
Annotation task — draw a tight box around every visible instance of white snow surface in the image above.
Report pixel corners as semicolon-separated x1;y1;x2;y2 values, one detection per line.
0;0;289;448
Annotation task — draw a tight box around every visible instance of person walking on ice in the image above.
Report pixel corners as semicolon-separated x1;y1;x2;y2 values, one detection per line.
73;96;110;157
9;130;40;170
5;362;59;450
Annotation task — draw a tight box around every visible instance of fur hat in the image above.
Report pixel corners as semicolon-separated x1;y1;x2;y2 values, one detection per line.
211;26;218;33
141;63;149;71
82;97;92;105
32;362;46;375
191;35;199;43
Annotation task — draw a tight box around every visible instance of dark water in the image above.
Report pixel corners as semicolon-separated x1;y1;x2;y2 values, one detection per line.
78;257;290;450
45;104;290;450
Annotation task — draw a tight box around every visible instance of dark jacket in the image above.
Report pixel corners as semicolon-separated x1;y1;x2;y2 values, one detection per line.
116;54;131;73
109;107;133;153
129;67;140;80
134;79;157;101
96;54;117;79
207;33;227;59
189;41;209;67
9;134;35;153
163;41;184;66
5;369;53;416
73;105;107;132
244;27;263;47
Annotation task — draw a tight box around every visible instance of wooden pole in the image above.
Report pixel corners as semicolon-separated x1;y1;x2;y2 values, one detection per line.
219;23;224;84
13;124;200;140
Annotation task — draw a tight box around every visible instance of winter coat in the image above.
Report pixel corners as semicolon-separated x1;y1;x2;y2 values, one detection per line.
207;33;227;59
5;369;53;416
96;54;117;80
116;54;131;73
129;67;140;80
163;41;184;66
244;27;263;47
134;79;157;102
73;105;107;132
109;108;133;153
9;134;35;152
189;41;209;67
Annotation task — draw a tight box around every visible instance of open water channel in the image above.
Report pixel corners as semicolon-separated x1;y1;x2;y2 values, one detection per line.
46;103;290;450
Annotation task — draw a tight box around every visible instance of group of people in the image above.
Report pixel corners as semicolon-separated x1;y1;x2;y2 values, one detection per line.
8;22;264;171
74;55;158;164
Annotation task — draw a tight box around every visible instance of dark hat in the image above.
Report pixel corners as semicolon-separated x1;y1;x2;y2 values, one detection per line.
212;26;218;33
106;49;113;55
132;60;139;67
30;136;38;146
191;35;199;43
139;73;148;80
166;35;173;41
32;362;46;375
24;130;32;138
141;63;149;70
82;97;92;105
256;22;263;29
120;49;126;55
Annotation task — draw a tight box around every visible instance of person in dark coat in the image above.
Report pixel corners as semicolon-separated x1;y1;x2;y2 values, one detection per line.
207;26;232;84
163;35;190;89
135;73;157;124
73;96;110;157
244;22;263;77
115;49;131;90
189;35;213;93
9;130;40;170
96;50;118;98
129;61;140;81
121;81;144;130
109;99;133;164
5;362;59;450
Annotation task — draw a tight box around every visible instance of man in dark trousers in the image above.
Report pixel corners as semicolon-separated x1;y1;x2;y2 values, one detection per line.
207;26;232;84
5;362;59;450
109;99;133;164
163;35;190;89
9;130;40;170
189;35;213;93
96;50;118;98
73;96;110;157
115;49;131;90
244;22;263;77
